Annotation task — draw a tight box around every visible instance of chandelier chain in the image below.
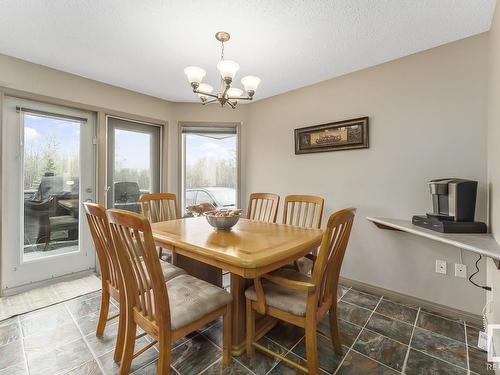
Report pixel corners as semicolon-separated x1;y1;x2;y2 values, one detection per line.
219;41;225;88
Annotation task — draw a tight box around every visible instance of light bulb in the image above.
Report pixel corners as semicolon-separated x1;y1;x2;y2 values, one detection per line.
184;66;206;84
197;83;214;99
241;75;261;93
227;88;243;98
217;60;240;80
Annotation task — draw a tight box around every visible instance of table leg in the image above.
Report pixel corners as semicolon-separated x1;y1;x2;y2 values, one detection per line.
230;274;278;356
230;274;250;355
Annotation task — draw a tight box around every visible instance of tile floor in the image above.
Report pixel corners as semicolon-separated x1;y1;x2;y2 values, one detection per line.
0;285;495;375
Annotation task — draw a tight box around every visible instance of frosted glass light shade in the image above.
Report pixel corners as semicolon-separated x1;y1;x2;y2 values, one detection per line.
197;83;214;99
241;75;261;93
184;66;206;84
217;60;240;80
227;88;243;98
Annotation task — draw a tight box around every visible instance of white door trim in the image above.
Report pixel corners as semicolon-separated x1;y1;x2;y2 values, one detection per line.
1;97;97;293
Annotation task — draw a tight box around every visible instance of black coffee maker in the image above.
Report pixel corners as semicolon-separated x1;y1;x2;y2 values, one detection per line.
412;178;487;233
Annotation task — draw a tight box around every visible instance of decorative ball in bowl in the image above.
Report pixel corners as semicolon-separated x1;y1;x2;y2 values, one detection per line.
204;209;242;231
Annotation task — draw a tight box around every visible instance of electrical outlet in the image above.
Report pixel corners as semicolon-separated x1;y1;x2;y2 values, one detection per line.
455;263;467;278
436;260;447;275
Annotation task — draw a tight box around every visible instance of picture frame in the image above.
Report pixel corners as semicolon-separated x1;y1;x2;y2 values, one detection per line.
294;116;369;154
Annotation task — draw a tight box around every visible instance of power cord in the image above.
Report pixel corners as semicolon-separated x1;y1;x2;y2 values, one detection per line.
468;254;492;291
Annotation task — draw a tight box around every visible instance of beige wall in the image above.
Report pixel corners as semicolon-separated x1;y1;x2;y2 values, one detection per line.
0;53;248;201
487;2;500;356
245;34;489;314
0;54;173;119
0;33;492;315
0;53;248;291
0;53;176;207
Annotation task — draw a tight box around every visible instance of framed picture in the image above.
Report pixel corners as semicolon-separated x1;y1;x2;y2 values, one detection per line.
294;117;369;154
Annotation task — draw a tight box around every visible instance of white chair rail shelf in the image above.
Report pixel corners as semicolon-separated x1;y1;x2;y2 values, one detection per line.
366;216;500;269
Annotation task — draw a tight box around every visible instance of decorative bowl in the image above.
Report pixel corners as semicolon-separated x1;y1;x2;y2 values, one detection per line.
204;210;241;231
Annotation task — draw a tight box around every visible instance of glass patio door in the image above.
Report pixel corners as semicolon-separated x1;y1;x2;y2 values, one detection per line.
1;97;96;293
106;116;161;211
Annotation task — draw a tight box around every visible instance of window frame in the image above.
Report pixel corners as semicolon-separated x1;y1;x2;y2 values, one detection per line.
105;115;163;209
178;122;241;215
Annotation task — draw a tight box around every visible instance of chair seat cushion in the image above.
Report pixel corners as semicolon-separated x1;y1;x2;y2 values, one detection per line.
245;268;312;317
281;257;315;275
295;256;314;274
159;260;186;281
141;259;186;287
167;274;232;330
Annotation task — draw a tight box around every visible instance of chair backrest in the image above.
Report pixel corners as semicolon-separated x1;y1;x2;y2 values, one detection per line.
83;202;120;292
140;193;179;223
106;209;170;328
312;208;356;309
282;195;324;229
246;193;280;223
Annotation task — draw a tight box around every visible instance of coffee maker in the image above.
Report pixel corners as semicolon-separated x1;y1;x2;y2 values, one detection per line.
412;178;487;233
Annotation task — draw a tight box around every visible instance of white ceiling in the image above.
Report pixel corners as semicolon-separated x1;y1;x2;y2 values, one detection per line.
0;0;496;102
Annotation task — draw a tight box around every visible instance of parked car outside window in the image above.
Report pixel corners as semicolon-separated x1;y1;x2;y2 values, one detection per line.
185;187;236;216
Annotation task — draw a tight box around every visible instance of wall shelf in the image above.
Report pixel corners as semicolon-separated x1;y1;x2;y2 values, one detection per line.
366;216;500;268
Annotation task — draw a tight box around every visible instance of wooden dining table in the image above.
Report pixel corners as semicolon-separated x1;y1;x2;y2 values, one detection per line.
151;216;323;355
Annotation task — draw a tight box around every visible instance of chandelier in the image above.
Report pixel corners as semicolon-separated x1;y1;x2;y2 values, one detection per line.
184;32;261;109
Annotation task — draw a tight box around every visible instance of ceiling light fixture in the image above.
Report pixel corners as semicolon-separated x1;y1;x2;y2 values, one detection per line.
184;32;261;109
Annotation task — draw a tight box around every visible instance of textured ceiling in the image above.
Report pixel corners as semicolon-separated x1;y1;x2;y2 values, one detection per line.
0;0;496;102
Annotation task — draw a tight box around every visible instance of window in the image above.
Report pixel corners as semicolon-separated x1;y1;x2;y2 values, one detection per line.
106;116;161;212
185;190;196;206
181;124;239;216
23;113;82;258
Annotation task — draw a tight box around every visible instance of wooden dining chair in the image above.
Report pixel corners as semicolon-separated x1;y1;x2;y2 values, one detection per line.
140;193;179;223
140;193;178;259
246;193;280;223
83;203;120;338
282;195;324;229
83;202;186;363
245;208;356;375
106;209;233;375
282;195;324;273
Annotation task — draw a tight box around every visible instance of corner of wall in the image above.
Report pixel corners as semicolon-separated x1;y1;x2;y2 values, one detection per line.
486;2;500;367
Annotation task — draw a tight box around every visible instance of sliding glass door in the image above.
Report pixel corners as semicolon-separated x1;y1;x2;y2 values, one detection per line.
2;97;96;293
106;116;161;211
181;124;239;217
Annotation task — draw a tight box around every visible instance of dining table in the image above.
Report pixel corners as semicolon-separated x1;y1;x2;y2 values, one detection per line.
151;216;323;355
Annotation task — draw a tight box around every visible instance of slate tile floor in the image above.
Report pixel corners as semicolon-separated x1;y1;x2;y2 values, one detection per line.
0;286;495;375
